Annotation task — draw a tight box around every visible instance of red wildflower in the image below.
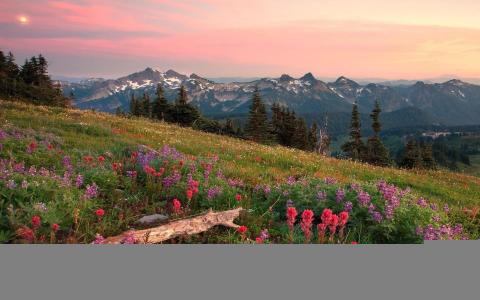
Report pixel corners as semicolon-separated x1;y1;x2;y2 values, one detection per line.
31;215;41;229
95;209;105;218
351;241;358;244
339;211;349;226
51;223;60;232
329;214;339;235
29;141;37;152
235;194;242;201
255;237;263;244
143;165;156;176
47;143;54;150
237;225;248;234
97;155;105;163
317;223;327;243
186;189;193;201
16;226;34;242
300;210;315;242
83;155;94;164
179;160;184;167
112;162;122;172
321;208;333;224
172;198;182;214
130;151;138;161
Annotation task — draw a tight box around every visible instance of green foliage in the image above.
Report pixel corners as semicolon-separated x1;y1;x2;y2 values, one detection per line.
245;87;272;144
342;102;366;161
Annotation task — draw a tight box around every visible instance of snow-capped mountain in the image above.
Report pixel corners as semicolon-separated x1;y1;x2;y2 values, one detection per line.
59;68;480;126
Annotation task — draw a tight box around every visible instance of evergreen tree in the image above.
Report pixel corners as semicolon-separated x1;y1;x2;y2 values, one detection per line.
245;87;271;144
170;86;200;126
400;139;423;169
341;102;366;161
129;94;138;116
307;122;319;152
0;51;6;77
420;142;436;170
292;117;309;150
223;118;236;136
151;84;170;121
5;52;19;78
141;92;151;117
365;101;391;166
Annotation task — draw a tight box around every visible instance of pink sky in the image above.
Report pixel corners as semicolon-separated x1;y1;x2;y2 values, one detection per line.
1;0;480;79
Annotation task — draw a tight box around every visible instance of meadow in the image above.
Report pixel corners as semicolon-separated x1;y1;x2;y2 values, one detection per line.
1;99;479;244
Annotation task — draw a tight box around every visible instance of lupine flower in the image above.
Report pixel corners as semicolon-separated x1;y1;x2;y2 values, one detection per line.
317;190;327;201
126;170;137;179
6;179;16;189
95;209;105;218
344;201;353;213
31;215;41;229
357;191;371;207
443;204;450;213
92;234;105;244
84;183;99;199
259;229;269;241
235;194;242;201
172;199;182;214
336;189;345;203
430;203;438;211
372;211;383;222
75;174;84;188
417;197;428;208
432;215;441;222
324;177;337;185
300;210;314;242
286;199;294;208
207;186;222;200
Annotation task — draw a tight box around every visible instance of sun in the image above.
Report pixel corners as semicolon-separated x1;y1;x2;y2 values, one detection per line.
18;16;29;24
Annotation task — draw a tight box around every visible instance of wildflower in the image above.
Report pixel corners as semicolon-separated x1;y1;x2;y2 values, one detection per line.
121;231;137;244
83;155;94;164
92;234;105;244
317;223;327;243
75;174;84;188
207;186;222;200
317;190;327;201
286;207;298;230
300;210;314;243
372;211;383;223
432;215;441;222
286;176;296;185
112;162;122;172
51;223;60;232
255;237;263;244
186;189;193;201
324;177;337;185
31;215;41;229
443;204;450;214
336;188;345;203
47;143;54;150
286;199;294;208
417;197;428;208
127;170;137;179
430;203;438;211
344;201;353;213
97;155;105;163
351;241;358;244
357;191;371;207
17;226;34;242
172;198;182;214
259;229;269;241
84;183;99;199
21;180;29;189
237;226;248;234
33;202;48;212
235;194;242;202
339;211;349;226
95;208;105;218
321;208;333;224
27;141;37;153
6;179;17;189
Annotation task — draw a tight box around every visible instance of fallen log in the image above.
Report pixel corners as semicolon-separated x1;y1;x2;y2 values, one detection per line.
103;207;244;244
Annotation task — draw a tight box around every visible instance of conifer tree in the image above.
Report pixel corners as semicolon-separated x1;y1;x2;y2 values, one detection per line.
129;94;138;116
420;142;436;170
170;85;200;126
341;102;365;161
365;101;391;166
223;118;236;136
293;117;309;150
307;122;319;152
400;139;423;169
151;83;170;121
141;92;151;117
245;87;271;143
177;85;188;105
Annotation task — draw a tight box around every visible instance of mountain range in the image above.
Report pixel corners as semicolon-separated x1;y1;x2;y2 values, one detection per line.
57;68;480;134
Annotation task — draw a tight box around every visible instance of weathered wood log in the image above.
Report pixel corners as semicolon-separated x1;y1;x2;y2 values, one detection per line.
103;207;244;244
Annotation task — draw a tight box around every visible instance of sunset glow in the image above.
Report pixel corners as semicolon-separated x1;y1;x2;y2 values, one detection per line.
1;0;479;79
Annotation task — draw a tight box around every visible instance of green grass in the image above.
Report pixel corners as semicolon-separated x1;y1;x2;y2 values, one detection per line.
1;99;480;208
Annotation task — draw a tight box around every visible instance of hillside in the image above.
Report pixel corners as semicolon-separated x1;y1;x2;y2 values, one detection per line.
1;100;479;244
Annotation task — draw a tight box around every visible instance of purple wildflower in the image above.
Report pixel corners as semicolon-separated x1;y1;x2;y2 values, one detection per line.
372;211;383;222
357;191;371;207
286;199;294;208
6;179;16;189
443;204;450;213
75;174;84;188
417;198;428;208
317;190;327;202
92;234;105;244
344;201;353;213
286;176;296;185
21;180;29;189
84;183;99;199
207;186;222;200
121;231;137;244
324;177;337;185
336;188;345;203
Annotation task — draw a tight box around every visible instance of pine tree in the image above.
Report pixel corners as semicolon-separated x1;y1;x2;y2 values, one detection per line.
170;86;200;126
151;84;170;121
223;118;236;136
129;94;138;116
400;139;423;169
177;85;188;105
342;102;365;161
365;101;391;166
141;92;151;117
293;117;309;150
307;122;319;152
245;87;271;144
420;142;436;170
5;52;19;78
0;51;6;77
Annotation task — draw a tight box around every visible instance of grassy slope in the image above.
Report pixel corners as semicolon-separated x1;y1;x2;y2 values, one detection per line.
2;100;479;208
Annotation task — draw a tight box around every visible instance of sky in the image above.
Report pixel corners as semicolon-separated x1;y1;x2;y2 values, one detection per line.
1;0;480;80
